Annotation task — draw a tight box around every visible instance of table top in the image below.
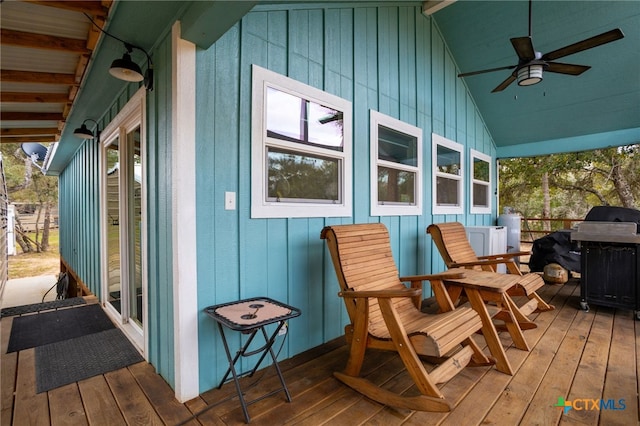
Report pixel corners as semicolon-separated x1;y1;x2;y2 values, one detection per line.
205;297;301;331
441;268;524;293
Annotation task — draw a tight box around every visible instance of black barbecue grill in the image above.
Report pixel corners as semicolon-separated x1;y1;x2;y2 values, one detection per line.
571;206;640;318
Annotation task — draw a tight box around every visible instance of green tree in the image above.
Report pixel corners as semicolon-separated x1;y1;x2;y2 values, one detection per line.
500;144;639;221
0;143;58;252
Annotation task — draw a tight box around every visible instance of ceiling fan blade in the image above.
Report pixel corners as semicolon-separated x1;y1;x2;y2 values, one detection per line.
542;28;624;61
546;62;591;76
458;65;516;78
491;74;517;93
511;37;536;62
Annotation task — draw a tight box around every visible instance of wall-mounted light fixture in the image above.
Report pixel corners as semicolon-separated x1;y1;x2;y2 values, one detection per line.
73;119;100;141
109;43;143;82
84;13;154;91
109;42;154;91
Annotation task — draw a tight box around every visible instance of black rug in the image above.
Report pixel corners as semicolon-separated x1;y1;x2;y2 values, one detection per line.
1;297;86;318
6;304;115;353
35;328;144;393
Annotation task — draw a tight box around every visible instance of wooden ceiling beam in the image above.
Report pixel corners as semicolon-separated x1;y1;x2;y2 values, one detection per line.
1;92;69;103
0;70;77;85
23;1;109;19
0;135;57;144
0;112;64;121
1;29;90;54
86;15;105;51
1;128;58;136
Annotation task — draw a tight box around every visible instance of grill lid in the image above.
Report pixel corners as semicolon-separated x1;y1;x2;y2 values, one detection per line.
571;221;640;243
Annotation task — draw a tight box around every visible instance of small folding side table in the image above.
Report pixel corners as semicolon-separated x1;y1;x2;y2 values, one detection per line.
204;297;301;423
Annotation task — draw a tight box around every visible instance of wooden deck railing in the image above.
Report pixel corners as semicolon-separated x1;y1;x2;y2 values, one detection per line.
519;217;584;242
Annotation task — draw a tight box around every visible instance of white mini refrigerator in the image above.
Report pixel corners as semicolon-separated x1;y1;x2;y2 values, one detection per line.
465;226;508;273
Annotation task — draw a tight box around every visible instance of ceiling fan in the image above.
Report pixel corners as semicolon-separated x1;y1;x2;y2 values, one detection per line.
458;0;625;93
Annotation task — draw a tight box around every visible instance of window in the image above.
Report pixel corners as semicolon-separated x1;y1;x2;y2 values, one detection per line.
432;133;464;214
370;111;422;216
470;149;492;214
251;65;352;218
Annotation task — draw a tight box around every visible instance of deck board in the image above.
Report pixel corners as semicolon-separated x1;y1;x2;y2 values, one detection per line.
77;375;126;425
48;383;88;426
600;310;638;425
1;316;16;426
13;348;50;425
2;278;639;425
561;310;614;425
104;367;164;425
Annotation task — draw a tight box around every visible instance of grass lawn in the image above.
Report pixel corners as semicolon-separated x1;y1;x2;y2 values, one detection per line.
9;229;60;279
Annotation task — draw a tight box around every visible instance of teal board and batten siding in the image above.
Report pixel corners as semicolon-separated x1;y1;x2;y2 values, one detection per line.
58;140;100;296
143;33;176;388
194;4;497;392
57;39;177;389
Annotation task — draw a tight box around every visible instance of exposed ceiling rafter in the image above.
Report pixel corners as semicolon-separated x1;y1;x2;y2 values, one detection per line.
0;0;113;144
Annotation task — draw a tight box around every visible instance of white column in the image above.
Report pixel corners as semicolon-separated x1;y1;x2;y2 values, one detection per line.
171;20;199;402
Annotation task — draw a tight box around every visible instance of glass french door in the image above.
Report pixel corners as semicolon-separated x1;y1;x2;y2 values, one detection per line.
101;92;146;352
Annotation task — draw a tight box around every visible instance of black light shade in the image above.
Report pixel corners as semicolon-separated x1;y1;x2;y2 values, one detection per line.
109;52;144;82
73;123;94;139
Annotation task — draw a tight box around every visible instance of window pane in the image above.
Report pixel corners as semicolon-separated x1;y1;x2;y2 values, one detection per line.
378;166;415;204
378;126;417;166
436;176;459;205
266;87;343;150
473;183;489;207
474;157;490;182
436;145;460;175
267;148;339;201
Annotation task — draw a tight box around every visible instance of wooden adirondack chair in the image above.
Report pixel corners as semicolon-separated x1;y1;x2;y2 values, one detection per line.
427;222;554;318
320;223;493;412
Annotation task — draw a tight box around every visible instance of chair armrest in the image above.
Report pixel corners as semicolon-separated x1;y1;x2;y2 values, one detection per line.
399;271;466;283
338;288;422;299
450;259;513;268
477;251;530;260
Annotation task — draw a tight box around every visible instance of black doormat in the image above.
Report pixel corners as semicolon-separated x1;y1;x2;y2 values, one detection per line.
35;328;144;393
1;297;86;318
7;304;115;353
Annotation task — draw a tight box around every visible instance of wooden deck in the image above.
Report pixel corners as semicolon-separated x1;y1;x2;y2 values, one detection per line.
2;278;638;425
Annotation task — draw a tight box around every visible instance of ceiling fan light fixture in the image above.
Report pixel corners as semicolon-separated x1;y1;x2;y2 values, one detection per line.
517;64;544;86
109;52;144;82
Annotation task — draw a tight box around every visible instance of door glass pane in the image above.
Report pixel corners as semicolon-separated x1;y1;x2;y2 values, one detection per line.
106;138;121;313
128;127;143;327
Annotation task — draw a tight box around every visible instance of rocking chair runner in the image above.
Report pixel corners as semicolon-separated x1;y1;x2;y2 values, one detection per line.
320;223;493;412
427;222;554;319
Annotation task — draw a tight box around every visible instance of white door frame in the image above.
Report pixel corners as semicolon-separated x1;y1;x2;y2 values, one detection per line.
100;87;148;356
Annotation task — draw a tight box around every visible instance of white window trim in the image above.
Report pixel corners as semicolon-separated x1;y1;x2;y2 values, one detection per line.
470;149;492;214
251;65;352;218
370;110;422;216
432;133;464;215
